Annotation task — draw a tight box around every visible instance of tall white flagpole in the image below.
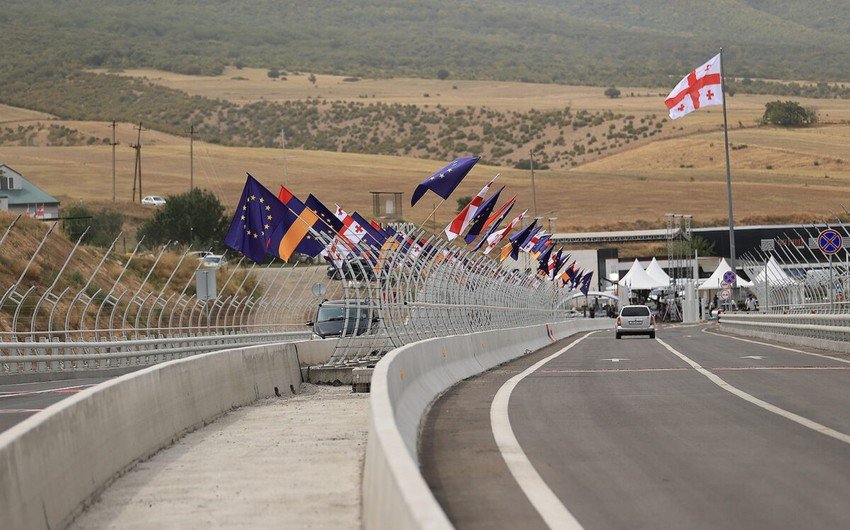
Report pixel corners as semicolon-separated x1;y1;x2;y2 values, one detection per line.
720;47;737;283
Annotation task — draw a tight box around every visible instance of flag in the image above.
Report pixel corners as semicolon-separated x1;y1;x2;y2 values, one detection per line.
548;248;563;279
445;176;497;241
411;156;480;206
267;186;332;261
335;205;386;251
36;204;45;219
521;227;544;254
580;271;593;295
507;219;538;261
224;174;287;263
463;186;506;245
484;210;526;255
537;244;554;277
665;53;723;120
473;195;516;251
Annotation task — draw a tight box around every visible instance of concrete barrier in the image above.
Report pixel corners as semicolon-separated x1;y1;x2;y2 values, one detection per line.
720;313;850;354
295;337;339;366
0;341;305;530
362;318;612;529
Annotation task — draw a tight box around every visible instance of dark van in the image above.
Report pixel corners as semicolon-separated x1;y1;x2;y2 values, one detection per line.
308;300;378;339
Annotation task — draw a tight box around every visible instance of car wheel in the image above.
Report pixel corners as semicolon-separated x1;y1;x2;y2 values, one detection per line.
615;333;621;339
649;332;655;339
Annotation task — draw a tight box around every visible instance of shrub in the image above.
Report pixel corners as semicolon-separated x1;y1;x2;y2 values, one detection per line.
761;100;818;127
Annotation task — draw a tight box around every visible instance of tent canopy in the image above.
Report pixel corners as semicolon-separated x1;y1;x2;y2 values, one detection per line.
753;255;794;285
698;258;753;291
619;259;668;290
645;257;671;285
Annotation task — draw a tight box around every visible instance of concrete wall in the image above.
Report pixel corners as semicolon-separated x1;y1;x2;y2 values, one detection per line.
295;337;338;366
720;315;850;354
362;318;612;530
0;341;305;530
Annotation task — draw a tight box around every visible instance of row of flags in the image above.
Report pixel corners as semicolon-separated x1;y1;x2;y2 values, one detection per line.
224;51;727;293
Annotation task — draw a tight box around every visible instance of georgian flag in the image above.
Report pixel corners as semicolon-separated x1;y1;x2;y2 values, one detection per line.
521;228;545;254
445;176;497;241
484;210;526;255
665;53;723;120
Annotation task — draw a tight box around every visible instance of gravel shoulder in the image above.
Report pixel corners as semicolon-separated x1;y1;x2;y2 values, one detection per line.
71;384;369;529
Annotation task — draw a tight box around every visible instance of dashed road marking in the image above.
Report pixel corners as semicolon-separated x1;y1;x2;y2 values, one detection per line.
656;337;850;445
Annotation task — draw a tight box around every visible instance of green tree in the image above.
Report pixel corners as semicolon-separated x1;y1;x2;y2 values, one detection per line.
61;203;123;247
604;87;621;99
137;188;229;249
456;196;473;212
267;68;280;78
436;69;450;80
308;73;317;85
761;100;818;127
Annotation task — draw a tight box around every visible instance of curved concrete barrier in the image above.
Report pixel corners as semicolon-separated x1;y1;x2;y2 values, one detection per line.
363;318;613;529
0;340;324;530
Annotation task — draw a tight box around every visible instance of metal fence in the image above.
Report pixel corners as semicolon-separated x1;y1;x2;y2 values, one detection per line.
0;214;580;374
739;219;850;314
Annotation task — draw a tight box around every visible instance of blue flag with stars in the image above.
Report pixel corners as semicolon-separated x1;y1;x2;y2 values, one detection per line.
224;174;286;263
411;156;480;206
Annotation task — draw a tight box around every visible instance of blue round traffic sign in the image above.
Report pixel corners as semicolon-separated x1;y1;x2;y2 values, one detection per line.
722;270;737;285
818;229;843;255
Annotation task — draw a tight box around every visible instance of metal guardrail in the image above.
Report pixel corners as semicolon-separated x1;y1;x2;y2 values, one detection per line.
0;331;312;375
719;313;850;346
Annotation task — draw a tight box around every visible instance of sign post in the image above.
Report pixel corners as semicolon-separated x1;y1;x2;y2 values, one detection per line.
818;229;843;311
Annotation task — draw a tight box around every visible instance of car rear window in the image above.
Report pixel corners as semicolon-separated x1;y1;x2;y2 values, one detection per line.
622;306;650;317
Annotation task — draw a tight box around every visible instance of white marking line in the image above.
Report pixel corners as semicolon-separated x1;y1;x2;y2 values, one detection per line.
491;333;593;530
0;383;94;399
0;409;43;414
656;337;850;445
702;328;850;364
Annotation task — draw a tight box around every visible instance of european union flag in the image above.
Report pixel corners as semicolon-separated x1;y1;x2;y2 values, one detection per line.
508;219;538;261
463;186;504;244
224;174;287;263
411;156;480;206
580;271;593;295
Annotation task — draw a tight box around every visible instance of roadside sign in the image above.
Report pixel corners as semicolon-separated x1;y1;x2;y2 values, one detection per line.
760;239;775;252
719;289;731;301
720;280;730;289
722;271;737;285
818;229;843;255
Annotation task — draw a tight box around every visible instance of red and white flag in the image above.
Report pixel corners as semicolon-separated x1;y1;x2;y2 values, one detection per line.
484;210;526;255
444;176;496;241
665;53;723;120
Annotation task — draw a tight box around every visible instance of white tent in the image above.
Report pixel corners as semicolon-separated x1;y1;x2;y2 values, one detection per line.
618;259;667;290
645;257;671;285
753;255;794;285
698;258;753;291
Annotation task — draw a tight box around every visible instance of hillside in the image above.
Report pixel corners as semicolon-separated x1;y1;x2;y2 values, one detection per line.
3;0;850;85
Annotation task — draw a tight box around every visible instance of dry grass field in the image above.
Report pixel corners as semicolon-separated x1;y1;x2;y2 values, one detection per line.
4;69;850;232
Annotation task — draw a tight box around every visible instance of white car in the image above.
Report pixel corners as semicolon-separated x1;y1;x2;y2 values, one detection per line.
201;254;227;269
615;304;656;339
141;195;167;206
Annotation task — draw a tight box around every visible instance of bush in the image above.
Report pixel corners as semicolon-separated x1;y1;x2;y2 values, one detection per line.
61;203;124;247
267;68;280;78
761;100;818;127
137;188;228;249
604;87;621;98
436;69;450;80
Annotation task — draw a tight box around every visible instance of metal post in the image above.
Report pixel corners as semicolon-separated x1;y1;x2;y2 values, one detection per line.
530;150;538;219
720;48;737;277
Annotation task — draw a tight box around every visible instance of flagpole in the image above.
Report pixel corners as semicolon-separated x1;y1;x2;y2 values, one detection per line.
720;47;737;281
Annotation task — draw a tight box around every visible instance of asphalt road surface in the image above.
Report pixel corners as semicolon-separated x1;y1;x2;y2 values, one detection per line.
421;325;850;529
0;377;111;433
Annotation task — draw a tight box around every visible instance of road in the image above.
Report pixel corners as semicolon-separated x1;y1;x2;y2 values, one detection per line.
0;377;112;433
420;324;850;529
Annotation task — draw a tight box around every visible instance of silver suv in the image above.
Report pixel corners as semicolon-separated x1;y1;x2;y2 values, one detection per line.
616;304;655;339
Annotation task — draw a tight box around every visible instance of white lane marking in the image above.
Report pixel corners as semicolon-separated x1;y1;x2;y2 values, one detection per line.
0;383;95;399
702;328;850;364
656;337;850;445
601;358;629;363
741;355;765;360
0;409;43;414
491;333;593;530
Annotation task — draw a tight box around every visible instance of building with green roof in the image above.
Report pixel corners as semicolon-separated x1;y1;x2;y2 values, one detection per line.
0;164;60;219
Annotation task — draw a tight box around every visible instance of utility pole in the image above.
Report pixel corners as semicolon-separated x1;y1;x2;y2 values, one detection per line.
189;124;195;191
130;122;143;203
281;128;288;188
110;120;119;203
530;150;538;219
